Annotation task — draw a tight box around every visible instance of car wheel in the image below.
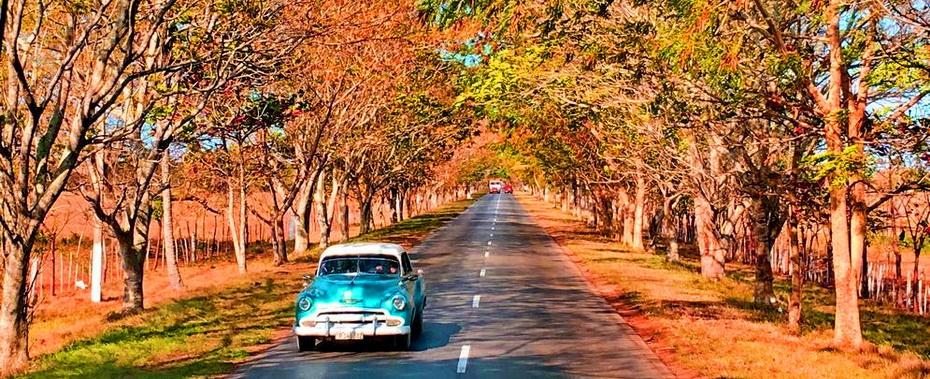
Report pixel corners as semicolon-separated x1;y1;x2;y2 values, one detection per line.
394;333;412;351
296;335;315;352
412;310;424;337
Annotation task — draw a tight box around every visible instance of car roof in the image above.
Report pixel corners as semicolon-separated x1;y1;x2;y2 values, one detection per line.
319;242;406;261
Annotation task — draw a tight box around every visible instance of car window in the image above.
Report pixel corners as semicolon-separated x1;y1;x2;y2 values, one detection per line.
318;256;400;276
358;258;400;276
319;258;358;275
401;253;413;274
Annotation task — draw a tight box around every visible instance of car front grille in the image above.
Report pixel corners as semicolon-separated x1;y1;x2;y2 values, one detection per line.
302;309;392;327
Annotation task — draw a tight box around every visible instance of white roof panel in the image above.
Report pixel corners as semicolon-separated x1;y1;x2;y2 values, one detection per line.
319;242;406;260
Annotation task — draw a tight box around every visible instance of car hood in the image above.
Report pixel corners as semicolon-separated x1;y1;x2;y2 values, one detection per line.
303;275;404;309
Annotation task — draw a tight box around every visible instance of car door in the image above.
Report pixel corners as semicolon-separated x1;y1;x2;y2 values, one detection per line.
400;253;422;309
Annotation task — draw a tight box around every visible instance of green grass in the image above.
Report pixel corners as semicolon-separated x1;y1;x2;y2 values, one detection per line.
22;278;292;378
350;198;475;241
20;197;478;378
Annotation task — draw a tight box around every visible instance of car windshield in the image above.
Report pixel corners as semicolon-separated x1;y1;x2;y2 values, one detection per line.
318;256;401;277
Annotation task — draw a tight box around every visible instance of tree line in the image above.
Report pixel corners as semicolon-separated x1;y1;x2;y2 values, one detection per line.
0;0;479;374
418;0;930;350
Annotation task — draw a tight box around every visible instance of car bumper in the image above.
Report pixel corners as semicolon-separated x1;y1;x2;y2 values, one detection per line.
294;309;410;337
294;323;410;337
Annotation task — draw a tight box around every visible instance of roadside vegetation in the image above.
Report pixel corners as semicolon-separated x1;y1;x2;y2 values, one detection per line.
19;199;476;378
519;193;930;378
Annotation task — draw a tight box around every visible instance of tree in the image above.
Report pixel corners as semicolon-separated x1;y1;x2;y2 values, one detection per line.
901;192;930;309
0;0;207;371
160;154;183;289
77;0;294;313
742;0;930;349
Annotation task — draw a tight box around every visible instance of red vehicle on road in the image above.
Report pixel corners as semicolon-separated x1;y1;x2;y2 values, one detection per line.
502;184;513;193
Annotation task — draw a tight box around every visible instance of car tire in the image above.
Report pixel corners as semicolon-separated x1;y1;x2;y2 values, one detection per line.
394;333;412;351
296;335;315;352
412;309;424;337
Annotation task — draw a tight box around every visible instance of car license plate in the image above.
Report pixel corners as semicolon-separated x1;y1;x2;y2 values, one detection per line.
334;330;363;340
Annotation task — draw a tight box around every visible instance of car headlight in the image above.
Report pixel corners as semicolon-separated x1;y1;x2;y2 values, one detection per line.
298;297;312;311
392;295;406;310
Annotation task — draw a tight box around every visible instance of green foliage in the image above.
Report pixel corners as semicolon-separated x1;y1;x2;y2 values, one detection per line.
802;146;876;188
454;46;546;122
416;0;524;32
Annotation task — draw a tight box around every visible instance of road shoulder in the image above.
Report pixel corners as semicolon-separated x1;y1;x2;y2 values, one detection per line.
514;193;686;378
515;192;930;379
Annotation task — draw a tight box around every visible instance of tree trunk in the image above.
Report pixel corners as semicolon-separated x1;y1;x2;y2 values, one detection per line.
390;187;400;224
90;151;106;302
860;242;869;299
891;201;902;279
226;181;248;274
341;178;350;240
696;194;725;279
271;216;288;265
91;214;105;302
0;238;30;376
850;180;867;298
661;197;680;262
119;245;145;312
913;249;921;310
315;169;332;249
823;0;862;349
398;189;406;221
632;175;646;250
888;199;902;280
293;180;313;255
618;189;633;246
161;156;183;289
116;220;149;313
359;194;374;235
895;247;902;280
750;195;776;305
787;207;804;335
828;171;861;348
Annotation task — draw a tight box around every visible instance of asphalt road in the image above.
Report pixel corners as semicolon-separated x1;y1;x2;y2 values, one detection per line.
235;194;673;379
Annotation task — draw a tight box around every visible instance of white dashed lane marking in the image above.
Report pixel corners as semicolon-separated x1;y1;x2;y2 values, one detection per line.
457;345;471;373
472;295;481;308
480;268;486;277
484;251;489;258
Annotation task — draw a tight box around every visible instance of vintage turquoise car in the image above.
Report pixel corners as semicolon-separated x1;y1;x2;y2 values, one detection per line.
294;242;426;351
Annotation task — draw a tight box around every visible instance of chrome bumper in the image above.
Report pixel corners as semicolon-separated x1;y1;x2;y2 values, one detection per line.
294;309;409;337
293;323;410;337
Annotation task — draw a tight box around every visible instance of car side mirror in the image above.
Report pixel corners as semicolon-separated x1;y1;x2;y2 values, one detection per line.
403;274;419;282
302;274;313;288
